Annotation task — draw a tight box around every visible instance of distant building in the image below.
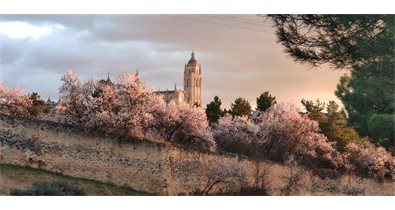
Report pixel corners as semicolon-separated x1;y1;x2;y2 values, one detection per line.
155;50;202;107
44;97;57;112
155;84;186;105
53;51;203;110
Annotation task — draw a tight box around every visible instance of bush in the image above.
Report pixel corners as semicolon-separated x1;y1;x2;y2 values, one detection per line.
214;103;347;171
253;103;346;171
11;181;86;196
212;114;259;156
344;141;395;180
0;81;32;116
149;102;216;152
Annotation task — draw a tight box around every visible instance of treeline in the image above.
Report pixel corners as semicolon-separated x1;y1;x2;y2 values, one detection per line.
206;93;363;152
1;76;394;181
205;92;394;180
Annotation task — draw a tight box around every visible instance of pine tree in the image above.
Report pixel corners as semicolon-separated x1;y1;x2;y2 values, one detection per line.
205;96;224;125
335;60;395;149
256;91;276;112
28;92;46;116
301;99;326;124
229;97;252;117
269;15;395;149
323;101;360;150
268;15;394;68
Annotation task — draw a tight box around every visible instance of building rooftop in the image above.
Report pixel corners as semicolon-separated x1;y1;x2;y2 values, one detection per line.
187;50;198;66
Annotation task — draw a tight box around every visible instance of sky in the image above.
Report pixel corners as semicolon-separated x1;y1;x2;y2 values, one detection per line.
0;14;346;109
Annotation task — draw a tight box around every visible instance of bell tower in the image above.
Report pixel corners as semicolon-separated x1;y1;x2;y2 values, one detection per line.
184;50;202;107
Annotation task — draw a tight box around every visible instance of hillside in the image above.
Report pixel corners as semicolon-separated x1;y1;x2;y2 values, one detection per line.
1;114;394;195
0;164;151;196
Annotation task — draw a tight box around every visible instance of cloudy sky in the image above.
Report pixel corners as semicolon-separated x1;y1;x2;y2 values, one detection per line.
0;15;346;108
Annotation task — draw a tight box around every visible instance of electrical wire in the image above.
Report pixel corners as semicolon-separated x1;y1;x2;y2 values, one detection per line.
161;14;273;34
200;14;268;26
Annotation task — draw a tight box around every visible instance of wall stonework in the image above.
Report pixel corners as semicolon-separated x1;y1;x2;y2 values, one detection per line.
1;114;394;195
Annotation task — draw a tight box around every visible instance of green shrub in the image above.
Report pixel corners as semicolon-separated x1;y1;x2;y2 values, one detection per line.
367;113;395;149
11;181;86;196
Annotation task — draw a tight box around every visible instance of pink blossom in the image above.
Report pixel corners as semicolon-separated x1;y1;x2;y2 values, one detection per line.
0;81;32;116
345;141;395;180
253;103;345;170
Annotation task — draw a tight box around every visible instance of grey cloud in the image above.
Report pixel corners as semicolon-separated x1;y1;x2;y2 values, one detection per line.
0;15;344;109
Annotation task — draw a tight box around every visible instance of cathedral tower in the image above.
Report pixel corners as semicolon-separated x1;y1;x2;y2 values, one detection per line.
184;50;202;106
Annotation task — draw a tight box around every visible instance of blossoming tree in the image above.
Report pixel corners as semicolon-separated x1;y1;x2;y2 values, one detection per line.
212;114;259;156
252;103;346;170
345;141;394;180
0;81;32;116
148;102;216;152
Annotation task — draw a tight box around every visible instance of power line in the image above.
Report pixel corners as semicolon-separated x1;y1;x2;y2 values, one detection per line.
201;14;268;26
161;15;273;34
221;14;268;23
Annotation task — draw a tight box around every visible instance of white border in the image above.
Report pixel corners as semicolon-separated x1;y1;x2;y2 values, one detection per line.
0;0;394;14
1;0;393;209
0;196;393;210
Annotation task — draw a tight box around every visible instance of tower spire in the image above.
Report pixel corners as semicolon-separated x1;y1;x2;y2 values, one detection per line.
174;83;177;90
106;73;111;83
135;68;139;76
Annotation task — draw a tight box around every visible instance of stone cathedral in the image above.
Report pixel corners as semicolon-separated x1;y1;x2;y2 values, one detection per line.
155;51;202;107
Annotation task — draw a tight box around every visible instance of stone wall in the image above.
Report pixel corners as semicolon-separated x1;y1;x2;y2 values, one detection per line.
0;114;394;195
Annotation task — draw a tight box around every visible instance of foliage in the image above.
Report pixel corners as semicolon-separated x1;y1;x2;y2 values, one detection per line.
81;79;121;134
0;81;32;116
104;73;161;137
268;15;395;150
229;97;252;117
301;99;325;124
335;60;395;149
256;91;276;112
58;71;159;136
58;70;86;124
149;102;216;152
253;103;346;170
28;92;47;116
212;114;259;156
11;181;86;196
205;96;225;125
367;113;394;148
216;103;352;171
268;15;394;68
57;70;214;152
344;141;395;180
301;99;361;151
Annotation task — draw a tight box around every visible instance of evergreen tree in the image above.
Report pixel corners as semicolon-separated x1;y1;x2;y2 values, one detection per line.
301;100;361;151
268;15;394;68
269;15;395;150
256;91;276;112
367;113;394;149
335;59;395;149
301;99;326;124
323;101;360;150
205;96;224;125
28;92;46;116
229;97;252;117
